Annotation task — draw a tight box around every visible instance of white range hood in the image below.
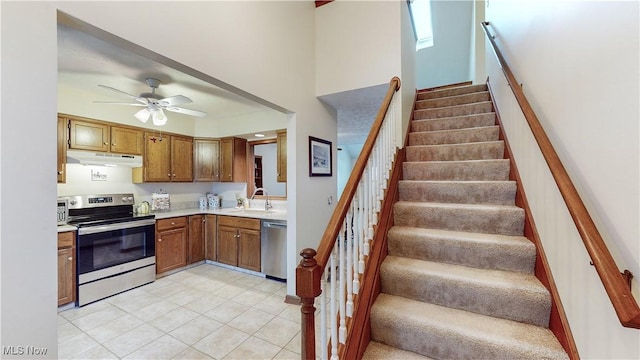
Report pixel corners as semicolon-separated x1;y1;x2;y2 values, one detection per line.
66;149;142;167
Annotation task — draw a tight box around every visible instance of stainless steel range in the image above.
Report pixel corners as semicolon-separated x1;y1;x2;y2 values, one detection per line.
63;193;156;306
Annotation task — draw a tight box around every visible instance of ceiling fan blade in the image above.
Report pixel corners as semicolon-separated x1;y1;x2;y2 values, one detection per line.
98;85;139;99
93;101;146;106
165;106;207;117
158;95;192;106
134;108;151;123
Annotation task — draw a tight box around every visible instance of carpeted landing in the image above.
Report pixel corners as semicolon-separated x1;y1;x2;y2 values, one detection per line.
362;84;568;360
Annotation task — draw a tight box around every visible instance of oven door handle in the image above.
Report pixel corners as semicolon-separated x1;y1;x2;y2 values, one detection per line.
77;219;156;235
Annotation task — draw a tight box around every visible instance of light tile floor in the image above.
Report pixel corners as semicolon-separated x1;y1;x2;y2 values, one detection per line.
58;264;302;360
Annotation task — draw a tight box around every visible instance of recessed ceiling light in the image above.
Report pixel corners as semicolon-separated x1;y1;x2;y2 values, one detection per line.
254;133;265;138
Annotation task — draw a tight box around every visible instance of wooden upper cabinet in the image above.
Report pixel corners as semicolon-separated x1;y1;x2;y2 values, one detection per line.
220;137;247;182
139;133;193;182
143;132;172;182
69;119;110;152
194;139;221;182
68;116;143;155
110;126;143;155
57;116;67;183
277;130;287;182
171;136;193;182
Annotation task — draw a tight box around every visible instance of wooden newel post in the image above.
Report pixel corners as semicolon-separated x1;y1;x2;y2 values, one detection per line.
296;248;322;360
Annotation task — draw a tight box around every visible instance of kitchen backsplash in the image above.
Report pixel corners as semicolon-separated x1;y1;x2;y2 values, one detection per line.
58;164;285;210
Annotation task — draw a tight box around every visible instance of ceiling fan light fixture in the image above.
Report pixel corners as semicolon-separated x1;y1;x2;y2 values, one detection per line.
152;108;167;126
135;108;151;123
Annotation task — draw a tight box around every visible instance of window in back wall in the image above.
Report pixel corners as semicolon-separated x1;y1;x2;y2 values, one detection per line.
409;0;434;50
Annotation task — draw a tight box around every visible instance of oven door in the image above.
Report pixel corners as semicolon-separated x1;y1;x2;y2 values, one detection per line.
77;219;155;276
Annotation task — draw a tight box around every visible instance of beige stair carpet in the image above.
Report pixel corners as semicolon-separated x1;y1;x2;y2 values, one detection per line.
362;84;568;360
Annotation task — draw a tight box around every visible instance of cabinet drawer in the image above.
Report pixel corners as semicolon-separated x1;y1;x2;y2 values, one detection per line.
218;215;261;231
57;231;75;249
156;217;188;231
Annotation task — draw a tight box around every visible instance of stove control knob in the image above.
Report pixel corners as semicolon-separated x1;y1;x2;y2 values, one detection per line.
69;200;77;206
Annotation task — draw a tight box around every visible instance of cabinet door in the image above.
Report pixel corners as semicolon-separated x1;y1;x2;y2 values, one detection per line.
217;225;238;267
156;228;187;274
57;231;75;306
205;214;217;261
277;130;287;182
194;139;221;182
171;136;193;182
110;126;143;155
188;215;205;264
220;138;234;182
69;119;109;152
57;117;67;183
144;132;171;182
57;246;75;306
238;228;261;272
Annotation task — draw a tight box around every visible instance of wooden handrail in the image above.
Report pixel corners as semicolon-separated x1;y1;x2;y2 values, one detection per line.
482;21;640;329
314;76;401;270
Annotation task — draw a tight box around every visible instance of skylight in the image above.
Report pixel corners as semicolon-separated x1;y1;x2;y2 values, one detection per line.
409;0;434;50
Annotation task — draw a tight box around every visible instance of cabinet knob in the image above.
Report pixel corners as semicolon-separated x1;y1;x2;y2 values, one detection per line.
112;143;116;146
172;174;176;177
158;239;162;242
167;174;171;177
57;171;64;175
67;257;72;261
171;222;175;225
104;142;108;145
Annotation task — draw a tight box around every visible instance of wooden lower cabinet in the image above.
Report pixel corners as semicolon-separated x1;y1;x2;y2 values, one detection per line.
58;231;75;306
188;214;205;264
205;215;217;261
217;216;261;272
156;217;188;274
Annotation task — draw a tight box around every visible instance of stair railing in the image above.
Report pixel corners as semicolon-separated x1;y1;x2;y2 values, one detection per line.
296;76;402;359
482;21;640;329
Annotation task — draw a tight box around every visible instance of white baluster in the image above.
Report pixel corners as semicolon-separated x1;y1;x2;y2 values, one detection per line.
346;207;354;317
338;224;346;344
320;264;328;360
330;248;338;360
358;184;365;274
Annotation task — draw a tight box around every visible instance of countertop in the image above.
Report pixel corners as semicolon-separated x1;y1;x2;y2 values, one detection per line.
57;207;287;233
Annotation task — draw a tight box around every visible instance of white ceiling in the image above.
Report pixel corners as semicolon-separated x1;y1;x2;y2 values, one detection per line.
57;20;383;146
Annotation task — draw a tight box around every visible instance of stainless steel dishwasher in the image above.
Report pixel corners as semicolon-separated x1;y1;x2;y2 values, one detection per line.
261;219;287;281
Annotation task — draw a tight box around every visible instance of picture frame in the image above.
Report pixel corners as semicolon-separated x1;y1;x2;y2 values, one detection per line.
309;136;333;177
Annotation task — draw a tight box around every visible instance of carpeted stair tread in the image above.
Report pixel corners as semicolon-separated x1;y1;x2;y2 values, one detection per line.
370;294;569;360
417;84;488;101
409;125;499;145
380;256;551;326
394;201;524;236
414;101;493;120
411;112;496;132
406;141;505;161
363;341;434;360
399;180;516;205
388;226;536;273
415;91;491;110
403;159;511;181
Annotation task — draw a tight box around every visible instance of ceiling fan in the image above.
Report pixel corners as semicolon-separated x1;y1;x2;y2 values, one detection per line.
95;78;207;126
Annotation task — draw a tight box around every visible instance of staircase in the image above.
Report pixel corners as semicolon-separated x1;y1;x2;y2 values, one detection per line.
362;84;569;359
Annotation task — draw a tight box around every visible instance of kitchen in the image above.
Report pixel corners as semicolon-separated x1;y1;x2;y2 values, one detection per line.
56;20;293;311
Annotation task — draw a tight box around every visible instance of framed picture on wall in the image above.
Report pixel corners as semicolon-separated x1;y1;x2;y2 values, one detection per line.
309;136;332;177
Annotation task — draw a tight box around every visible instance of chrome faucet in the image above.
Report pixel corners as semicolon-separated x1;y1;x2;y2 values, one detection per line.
251;187;272;211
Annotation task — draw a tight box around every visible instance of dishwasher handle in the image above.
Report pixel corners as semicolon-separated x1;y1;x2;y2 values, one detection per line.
263;221;287;229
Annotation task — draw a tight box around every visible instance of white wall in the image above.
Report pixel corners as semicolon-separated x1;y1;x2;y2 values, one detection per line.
2;1;335;354
1;2;59;357
416;0;474;88
485;1;639;358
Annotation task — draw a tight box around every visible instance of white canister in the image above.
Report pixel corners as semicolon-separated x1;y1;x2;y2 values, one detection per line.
199;197;207;210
